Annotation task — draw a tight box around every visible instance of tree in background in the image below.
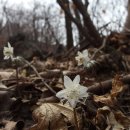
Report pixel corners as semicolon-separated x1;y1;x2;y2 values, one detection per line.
0;0;128;52
124;0;130;31
57;0;102;50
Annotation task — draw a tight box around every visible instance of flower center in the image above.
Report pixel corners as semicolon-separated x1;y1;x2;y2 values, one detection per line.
5;50;13;55
67;88;79;99
79;57;84;63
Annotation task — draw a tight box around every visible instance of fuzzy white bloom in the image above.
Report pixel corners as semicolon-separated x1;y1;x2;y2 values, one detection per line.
3;42;14;60
75;49;95;68
56;75;88;108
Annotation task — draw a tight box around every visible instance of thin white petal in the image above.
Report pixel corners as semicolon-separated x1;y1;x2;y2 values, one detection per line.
68;99;77;108
77;51;83;56
80;92;88;98
83;62;89;68
64;76;73;88
73;75;80;85
4;47;8;50
56;89;68;99
86;56;90;61
8;42;11;48
75;56;80;61
4;56;9;60
83;49;88;56
80;85;88;92
10;48;13;52
90;60;96;64
79;86;88;98
83;59;90;67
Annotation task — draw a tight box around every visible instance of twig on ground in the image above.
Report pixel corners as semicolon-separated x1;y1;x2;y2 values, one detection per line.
91;37;107;59
23;58;56;95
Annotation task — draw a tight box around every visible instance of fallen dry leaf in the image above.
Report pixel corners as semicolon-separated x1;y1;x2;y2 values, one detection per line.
114;111;130;129
94;94;114;107
95;106;130;130
111;75;124;98
94;75;125;107
30;103;82;130
106;110;124;130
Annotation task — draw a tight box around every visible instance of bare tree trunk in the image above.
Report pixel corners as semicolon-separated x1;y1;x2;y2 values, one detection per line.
32;14;38;42
73;5;84;43
123;0;130;32
45;17;60;45
63;0;74;50
57;0;94;47
84;0;89;8
72;0;101;45
3;6;12;37
57;0;102;49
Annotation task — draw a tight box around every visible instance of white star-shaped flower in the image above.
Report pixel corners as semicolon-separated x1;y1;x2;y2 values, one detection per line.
56;75;88;108
75;49;95;68
3;42;14;60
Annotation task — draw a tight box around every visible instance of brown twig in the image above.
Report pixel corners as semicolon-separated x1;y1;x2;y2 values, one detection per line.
15;67;21;97
91;37;107;59
23;58;56;95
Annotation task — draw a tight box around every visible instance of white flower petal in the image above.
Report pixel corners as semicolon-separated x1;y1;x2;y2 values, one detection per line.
68;99;77;108
4;56;9;60
83;49;88;56
56;89;68;99
4;47;8;50
8;42;11;48
90;60;96;64
83;63;89;68
75;56;80;61
56;75;89;108
10;48;13;52
77;51;83;57
79;86;88;98
83;60;91;67
64;76;73;88
85;56;90;61
73;75;80;85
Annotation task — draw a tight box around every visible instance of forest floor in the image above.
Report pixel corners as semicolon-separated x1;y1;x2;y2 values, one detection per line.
0;32;130;130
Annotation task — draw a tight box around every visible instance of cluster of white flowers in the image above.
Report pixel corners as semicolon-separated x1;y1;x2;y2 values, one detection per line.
75;49;95;68
56;49;95;108
56;75;88;108
3;43;89;108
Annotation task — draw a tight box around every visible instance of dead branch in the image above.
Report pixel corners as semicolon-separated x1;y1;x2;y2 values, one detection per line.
23;58;56;95
88;74;130;95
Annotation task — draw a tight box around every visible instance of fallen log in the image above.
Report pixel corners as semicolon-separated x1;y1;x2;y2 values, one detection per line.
88;74;130;95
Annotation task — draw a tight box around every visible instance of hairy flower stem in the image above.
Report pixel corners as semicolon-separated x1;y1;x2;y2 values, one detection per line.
16;67;21;97
73;108;80;130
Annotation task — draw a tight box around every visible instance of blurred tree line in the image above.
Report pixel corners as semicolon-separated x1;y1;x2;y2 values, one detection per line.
0;0;129;60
